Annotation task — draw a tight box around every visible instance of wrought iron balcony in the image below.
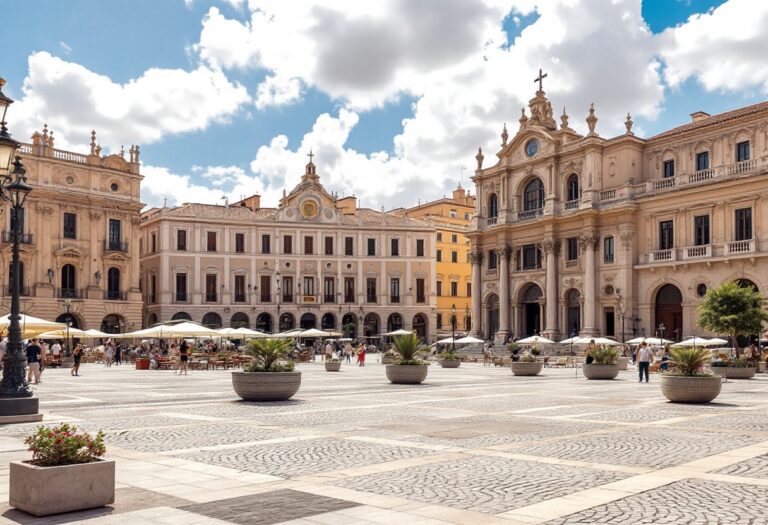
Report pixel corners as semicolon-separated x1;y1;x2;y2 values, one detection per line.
1;232;33;244
104;240;129;252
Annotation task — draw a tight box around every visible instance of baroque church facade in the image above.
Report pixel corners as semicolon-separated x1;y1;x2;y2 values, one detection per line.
468;74;768;343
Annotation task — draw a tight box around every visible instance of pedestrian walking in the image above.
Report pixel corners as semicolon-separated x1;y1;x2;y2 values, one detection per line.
177;340;189;375
357;343;366;367
114;344;122;365
105;342;114;367
637;342;654;383
71;344;83;376
26;338;42;384
344;343;353;363
482;342;491;367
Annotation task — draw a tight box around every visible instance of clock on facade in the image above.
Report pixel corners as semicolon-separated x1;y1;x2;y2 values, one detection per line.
300;199;319;219
525;139;540;157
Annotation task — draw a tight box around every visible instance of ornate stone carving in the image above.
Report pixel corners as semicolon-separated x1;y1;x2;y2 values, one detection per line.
586;103;598;137
501;123;509;146
578;230;599;251
475;147;484;171
625;113;634;136
496;245;512;259
89;211;102;221
620;231;635;249
518;109;528;131
540;238;560;255
469;252;484;265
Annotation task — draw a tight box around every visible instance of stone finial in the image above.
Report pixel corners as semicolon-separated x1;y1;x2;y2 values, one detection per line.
135;145;140;162
47;130;55;148
501;123;508;147
625;112;634;136
120;145;125;158
41;124;49;145
475;147;484;171
586;103;598;137
560;107;570;130
129;145;135;163
90;130;97;155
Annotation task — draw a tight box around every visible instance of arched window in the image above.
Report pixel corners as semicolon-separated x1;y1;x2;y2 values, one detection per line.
567;175;579;202
107;267;120;300
61;264;76;298
202;312;223;329
523;179;545;211
488;193;498;219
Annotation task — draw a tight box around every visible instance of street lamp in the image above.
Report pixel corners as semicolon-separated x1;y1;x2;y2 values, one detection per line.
0;78;38;420
658;322;666;342
451;304;457;352
63;299;72;356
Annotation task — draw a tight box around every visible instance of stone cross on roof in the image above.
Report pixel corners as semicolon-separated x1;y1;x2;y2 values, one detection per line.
307;149;314;164
534;68;547;92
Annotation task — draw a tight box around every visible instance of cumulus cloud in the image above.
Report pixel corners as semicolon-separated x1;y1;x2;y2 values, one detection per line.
658;0;768;94
11;52;250;152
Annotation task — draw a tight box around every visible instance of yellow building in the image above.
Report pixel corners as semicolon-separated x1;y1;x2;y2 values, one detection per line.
394;186;476;338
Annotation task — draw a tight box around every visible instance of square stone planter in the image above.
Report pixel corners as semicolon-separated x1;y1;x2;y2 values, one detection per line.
10;459;115;517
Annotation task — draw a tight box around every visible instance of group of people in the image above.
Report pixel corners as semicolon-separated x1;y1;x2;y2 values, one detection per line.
319;340;368;366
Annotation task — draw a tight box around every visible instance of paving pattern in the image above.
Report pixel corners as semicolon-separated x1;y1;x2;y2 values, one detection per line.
0;361;766;525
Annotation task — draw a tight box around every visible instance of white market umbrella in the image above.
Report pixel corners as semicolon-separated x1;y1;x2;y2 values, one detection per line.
707;337;728;345
559;336;581;344
38;327;87;339
436;337;456;344
271;329;303;339
83;329;111;339
0;314;67;338
593;337;620;346
298;328;331;338
454;335;484;344
671;337;716;347
119;321;220;339
626;337;647;345
643;337;674;345
517;335;556;344
381;329;414;337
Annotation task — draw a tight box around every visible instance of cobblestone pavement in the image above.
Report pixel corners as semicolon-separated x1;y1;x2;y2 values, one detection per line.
0;361;767;525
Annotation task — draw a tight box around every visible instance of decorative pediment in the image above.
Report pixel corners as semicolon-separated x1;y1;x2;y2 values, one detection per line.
103;251;131;263
54;247;86;259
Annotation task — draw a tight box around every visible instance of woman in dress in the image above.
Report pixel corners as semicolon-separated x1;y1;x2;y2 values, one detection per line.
357;343;366;367
177;340;189;375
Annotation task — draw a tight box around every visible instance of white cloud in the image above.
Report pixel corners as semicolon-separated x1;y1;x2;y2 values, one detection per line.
254;75;302;109
58;41;72;55
658;0;768;94
11;52;250;152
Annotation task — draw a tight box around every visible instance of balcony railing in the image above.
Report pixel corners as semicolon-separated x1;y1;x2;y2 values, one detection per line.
2;286;30;296
234;294;246;303
282;293;293;303
174;292;189;303
683;245;711;259
652;249;675;262
104;291;127;301
486;217;498;225
565;259;579;268
564;199;579;210
728;239;754;254
390;296;400;304
652;177;675;190
599;189;616;201
690;168;715;183
323;295;335;303
56;288;83;299
205;293;218;303
104;240;129;252
1;232;33;244
517;208;543;221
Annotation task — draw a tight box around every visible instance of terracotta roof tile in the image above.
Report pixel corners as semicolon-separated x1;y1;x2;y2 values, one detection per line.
648;100;768;141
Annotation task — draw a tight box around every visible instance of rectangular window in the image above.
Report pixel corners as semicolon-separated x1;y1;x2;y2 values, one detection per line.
488;249;497;270
567;237;578;261
696;151;710;171
234;275;246;302
260;275;271;302
659;220;674;250
450;281;458;297
177;230;187;251
436;233;443;242
235;233;245;253
735;208;752;241
416;278;426;303
108;219;121;247
449;209;457;218
150;274;156;304
694;215;710;246
205;274;217;302
344;277;355;303
663;159;675;178
467;283;471;297
416;239;425;256
284;235;293;254
206;231;217;252
304;235;313;255
436;250;442;262
390;278;400;303
436;313;443;330
324;277;335;302
451;234;458;243
603;236;614;263
282;276;293;303
175;273;187;302
151;233;157;253
737;141;750;162
324;236;334;255
63;213;76;239
391;238;400;256
261;234;271;254
367;238;376;256
523;244;539;270
436;281;442;296
303;276;315;296
366;278;377;303
345;237;354;256
451;251;458;263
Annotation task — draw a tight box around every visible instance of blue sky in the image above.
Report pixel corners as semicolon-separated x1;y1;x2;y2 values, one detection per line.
3;0;765;209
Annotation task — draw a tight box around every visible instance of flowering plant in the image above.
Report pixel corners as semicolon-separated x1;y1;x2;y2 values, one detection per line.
24;424;106;467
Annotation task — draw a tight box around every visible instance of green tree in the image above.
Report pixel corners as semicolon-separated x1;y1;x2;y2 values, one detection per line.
698;281;768;356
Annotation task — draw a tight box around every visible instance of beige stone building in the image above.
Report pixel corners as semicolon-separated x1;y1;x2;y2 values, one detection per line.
469;77;768;343
140;159;438;342
4;126;143;332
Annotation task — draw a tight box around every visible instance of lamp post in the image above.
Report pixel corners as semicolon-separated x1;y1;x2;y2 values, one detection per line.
63;298;72;356
451;304;457;352
658;322;666;343
0;79;40;422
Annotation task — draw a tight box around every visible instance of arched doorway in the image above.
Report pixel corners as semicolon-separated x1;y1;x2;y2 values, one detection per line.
55;313;81;330
737;279;759;292
321;313;336;331
171;312;191;321
279;313;295;332
342;313;357;338
566;289;581;337
363;313;379;341
486;293;499;340
387;313;403;332
655;284;683;341
521;284;543;336
230;312;249;328
147;313;158;326
256;312;273;333
107;267;121;300
202;312;222;329
101;314;124;334
412;313;428;341
300;313;316;329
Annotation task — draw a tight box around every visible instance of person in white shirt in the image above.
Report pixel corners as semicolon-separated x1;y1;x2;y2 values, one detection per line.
51;341;62;363
637;342;654;383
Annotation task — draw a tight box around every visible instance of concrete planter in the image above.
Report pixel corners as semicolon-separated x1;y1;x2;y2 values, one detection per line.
10;459;115;517
661;375;722;403
511;361;543;376
582;363;619;380
617;357;629;371
439;359;461;368
385;364;428;384
231;371;301;401
712;366;757;379
381;356;398;365
325;361;341;372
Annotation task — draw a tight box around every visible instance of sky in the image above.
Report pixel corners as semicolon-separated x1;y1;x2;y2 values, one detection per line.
3;0;768;211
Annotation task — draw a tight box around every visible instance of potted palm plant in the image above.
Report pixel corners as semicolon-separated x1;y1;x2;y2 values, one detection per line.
438;348;461;368
325;357;342;372
661;347;721;403
10;424;113;517
232;338;301;401
511;352;543;376
385;333;429;384
582;347;620;379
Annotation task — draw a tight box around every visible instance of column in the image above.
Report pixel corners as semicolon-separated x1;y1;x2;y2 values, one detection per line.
542;238;560;339
496;246;511;343
469;252;482;337
580;230;598;335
